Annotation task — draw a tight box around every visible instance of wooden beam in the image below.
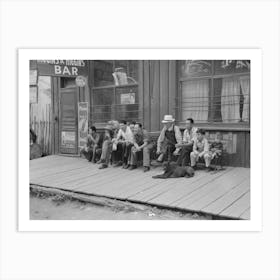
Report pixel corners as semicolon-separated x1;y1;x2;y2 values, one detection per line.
159;60;169;122
150;60;160;131
143;61;150;131
138;61;144;125
168;60;176;117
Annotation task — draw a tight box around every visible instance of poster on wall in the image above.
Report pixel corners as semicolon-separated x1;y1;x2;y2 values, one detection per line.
121;92;135;104
61;131;76;148
78;102;88;148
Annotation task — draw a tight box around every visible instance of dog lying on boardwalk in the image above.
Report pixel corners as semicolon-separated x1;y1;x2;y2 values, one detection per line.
152;162;195;179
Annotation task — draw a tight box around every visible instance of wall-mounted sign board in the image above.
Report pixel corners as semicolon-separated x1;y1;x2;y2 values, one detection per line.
37;60;88;77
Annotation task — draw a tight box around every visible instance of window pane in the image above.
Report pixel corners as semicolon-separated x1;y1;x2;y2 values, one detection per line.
113;60;138;85
91;88;114;122
210;76;250;123
239;76;250;122
115;86;139;121
220;76;250;123
60;77;76;88
181;79;210;123
93;60;114;87
220;77;242;122
214;60;250;75
211;78;223;122
38;76;51;104
180;60;212;77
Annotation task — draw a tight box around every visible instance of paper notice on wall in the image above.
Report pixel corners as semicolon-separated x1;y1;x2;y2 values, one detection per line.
61;131;76;148
121;92;135;104
78;102;88;148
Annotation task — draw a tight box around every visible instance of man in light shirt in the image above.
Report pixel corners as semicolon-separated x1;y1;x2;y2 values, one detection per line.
190;129;210;169
112;120;134;168
176;118;198;166
156;115;182;162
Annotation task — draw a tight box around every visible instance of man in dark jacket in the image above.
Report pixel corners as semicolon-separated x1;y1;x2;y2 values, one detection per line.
80;126;100;163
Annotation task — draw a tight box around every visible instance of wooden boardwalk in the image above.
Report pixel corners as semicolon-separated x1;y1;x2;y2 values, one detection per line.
30;155;250;220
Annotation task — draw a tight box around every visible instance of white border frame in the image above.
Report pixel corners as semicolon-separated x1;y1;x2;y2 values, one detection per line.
19;49;262;232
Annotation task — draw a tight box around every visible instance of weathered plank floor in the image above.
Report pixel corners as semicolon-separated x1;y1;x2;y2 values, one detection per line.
30;155;250;219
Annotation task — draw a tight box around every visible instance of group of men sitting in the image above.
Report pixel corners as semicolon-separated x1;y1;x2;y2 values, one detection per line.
80;115;224;173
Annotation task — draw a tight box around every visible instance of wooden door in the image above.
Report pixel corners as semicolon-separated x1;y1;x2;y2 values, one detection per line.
59;86;79;154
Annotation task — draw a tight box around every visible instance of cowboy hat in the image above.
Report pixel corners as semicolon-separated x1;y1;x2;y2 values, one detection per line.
162;115;175;123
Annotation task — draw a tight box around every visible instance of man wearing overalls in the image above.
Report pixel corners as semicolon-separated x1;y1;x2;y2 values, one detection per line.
156;115;182;162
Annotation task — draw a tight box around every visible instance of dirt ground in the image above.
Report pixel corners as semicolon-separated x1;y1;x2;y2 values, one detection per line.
30;189;208;220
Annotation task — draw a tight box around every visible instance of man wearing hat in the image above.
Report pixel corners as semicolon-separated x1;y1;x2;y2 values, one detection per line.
156;115;182;162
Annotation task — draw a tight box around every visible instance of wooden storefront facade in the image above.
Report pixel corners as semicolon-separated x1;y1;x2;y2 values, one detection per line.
30;60;250;167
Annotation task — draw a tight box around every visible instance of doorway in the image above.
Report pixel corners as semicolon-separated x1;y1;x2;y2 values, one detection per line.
59;77;79;154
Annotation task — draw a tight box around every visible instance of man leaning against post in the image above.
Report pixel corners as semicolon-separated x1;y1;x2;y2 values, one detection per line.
176;118;198;167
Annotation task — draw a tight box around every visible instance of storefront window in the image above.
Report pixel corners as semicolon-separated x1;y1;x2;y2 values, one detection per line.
181;79;210;122
91;60;139;123
93;60;114;87
214;60;250;75
211;76;250;123
115;86;139;121
114;60;138;85
180;60;212;77
91;88;114;122
179;60;250;124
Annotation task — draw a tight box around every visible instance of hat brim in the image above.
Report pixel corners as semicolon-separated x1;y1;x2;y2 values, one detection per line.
162;119;175;123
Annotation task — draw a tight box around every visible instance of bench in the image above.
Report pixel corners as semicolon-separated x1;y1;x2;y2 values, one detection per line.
149;133;228;170
92;127;229;169
196;139;228;170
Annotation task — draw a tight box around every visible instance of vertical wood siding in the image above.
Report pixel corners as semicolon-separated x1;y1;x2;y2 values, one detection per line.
141;60;250;167
142;60;177;132
30;103;52;155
